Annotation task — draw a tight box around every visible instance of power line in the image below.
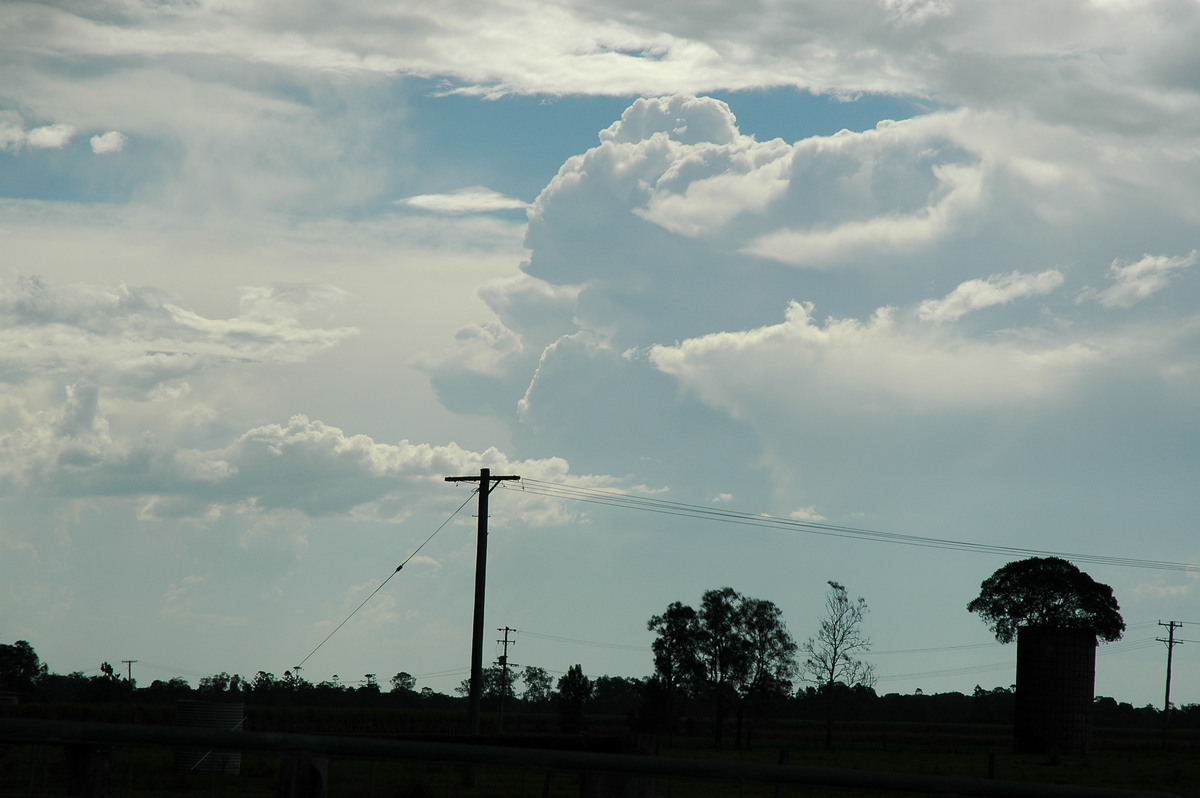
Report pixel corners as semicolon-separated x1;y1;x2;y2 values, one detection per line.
872;643;998;656
516;629;650;653
294;492;476;671
137;661;211;679
505;479;1200;573
876;637;1162;684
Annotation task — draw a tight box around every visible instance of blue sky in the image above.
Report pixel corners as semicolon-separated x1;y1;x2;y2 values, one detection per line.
1;0;1199;708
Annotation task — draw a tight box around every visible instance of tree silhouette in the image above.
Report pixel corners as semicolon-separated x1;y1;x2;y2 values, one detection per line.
557;664;593;733
520;665;553;705
967;557;1125;644
456;665;512;702
647;601;703;702
800;581;874;750
649;587;796;747
390;671;416;693
0;640;46;693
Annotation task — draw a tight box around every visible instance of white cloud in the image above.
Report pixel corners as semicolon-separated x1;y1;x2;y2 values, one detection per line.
745;160;984;265
1090;251;1198;308
527;99;989;277
26;123;76;149
0;276;359;394
0;380;624;527
525;101;1178;277
649;300;1107;414
400;187;529;214
918;269;1065;323
789;506;827;522
4;0;1197;124
89;130;127;154
0;115;77;151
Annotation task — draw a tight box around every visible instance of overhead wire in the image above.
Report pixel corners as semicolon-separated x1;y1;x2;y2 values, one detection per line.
290;472;1189;688
877;637;1163;684
516;629;650;653
504;479;1200;573
294;491;476;671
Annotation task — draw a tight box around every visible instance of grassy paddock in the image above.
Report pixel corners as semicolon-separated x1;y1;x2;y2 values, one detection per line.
1;709;1197;796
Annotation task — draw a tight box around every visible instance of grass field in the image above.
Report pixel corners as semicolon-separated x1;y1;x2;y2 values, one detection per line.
1;713;1197;796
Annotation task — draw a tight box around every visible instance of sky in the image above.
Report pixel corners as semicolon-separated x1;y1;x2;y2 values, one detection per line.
1;0;1198;709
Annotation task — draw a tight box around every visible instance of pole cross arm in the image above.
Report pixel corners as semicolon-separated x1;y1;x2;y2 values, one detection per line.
445;473;520;494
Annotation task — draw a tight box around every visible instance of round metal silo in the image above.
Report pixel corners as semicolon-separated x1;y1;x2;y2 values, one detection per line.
1014;627;1096;755
172;699;245;774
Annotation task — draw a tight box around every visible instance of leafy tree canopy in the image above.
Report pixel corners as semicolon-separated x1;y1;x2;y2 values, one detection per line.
966;557;1125;644
648;588;797;702
648;587;797;747
0;640;47;692
520;665;554;704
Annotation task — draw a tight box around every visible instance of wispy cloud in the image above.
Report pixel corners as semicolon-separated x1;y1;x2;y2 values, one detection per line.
918;270;1065;323
399;187;529;214
0;276;359;394
1089;251;1198;308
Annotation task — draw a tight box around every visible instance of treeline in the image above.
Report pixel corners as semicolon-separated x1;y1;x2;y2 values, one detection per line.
2;565;1191;741
4;638;1195;734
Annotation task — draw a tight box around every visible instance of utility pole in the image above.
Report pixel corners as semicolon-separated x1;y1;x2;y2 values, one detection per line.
496;626;518;733
445;468;520;735
1158;621;1183;750
121;660;137;689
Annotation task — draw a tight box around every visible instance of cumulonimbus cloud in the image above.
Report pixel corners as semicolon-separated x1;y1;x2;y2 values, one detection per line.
647;298;1120;419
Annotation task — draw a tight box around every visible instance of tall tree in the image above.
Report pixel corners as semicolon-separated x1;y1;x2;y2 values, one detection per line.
736;596;799;746
0;640;47;693
967;557;1125;644
647;601;703;700
649;587;796;747
390;671;416;693
556;664;593;733
696;587;750;748
520;665;553;705
800;581;875;750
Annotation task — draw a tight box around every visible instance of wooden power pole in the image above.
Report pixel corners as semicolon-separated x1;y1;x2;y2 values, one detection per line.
1158;620;1183;750
496;626;517;733
445;468;519;735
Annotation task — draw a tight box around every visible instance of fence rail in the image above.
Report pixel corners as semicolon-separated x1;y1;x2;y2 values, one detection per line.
0;717;1181;798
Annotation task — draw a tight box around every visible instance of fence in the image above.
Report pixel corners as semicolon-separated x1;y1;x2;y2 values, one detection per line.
0;717;1182;798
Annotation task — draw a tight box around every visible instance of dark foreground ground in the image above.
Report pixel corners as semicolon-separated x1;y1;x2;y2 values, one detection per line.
1;706;1197;797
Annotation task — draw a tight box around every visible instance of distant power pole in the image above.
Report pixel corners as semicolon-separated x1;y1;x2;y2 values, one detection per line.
121;660;137;688
496;626;518;732
445;468;520;735
1158;621;1183;750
